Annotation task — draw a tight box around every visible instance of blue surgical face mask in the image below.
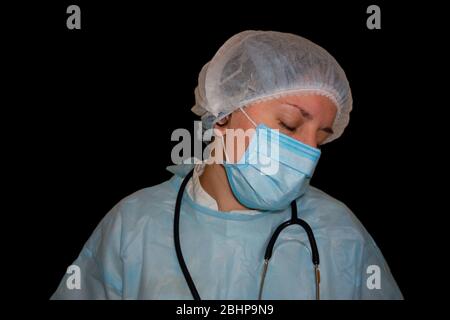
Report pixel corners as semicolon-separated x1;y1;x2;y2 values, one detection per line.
221;108;321;211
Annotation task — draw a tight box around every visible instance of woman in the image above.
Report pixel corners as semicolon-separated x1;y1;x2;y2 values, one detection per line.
51;30;403;299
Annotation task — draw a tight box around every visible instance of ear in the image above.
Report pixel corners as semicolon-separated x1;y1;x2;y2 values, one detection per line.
213;114;231;136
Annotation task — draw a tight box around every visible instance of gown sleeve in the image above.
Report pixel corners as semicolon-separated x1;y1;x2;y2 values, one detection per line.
50;203;124;300
356;236;404;299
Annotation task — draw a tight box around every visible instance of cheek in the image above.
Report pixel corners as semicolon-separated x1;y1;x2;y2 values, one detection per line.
316;131;329;145
220;115;250;163
228;115;251;131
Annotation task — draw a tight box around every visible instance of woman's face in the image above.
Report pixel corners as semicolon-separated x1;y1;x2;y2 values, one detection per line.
214;95;337;163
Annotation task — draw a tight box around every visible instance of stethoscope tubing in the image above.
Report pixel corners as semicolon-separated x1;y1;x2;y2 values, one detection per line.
173;169;320;300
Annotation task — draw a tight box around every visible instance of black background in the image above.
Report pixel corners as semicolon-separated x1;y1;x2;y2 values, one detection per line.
4;0;440;304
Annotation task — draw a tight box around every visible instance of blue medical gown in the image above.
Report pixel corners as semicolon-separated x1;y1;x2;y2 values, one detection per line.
51;164;403;299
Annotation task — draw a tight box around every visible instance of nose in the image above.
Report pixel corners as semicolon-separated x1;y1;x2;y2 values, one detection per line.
295;127;318;149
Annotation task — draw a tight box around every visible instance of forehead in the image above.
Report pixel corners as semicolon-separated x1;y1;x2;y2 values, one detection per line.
279;95;336;113
252;94;337;118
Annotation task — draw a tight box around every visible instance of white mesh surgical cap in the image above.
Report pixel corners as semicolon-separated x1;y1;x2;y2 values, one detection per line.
192;30;353;144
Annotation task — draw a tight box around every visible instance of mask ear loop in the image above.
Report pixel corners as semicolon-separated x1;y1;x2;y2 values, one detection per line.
220;134;231;163
220;107;258;163
239;107;258;127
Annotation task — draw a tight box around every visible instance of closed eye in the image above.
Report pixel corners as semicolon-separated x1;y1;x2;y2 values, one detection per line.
279;121;296;132
321;127;334;134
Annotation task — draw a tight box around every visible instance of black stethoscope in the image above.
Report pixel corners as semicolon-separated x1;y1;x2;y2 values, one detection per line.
173;169;321;300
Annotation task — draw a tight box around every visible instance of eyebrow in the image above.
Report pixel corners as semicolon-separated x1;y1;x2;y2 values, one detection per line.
285;102;334;134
